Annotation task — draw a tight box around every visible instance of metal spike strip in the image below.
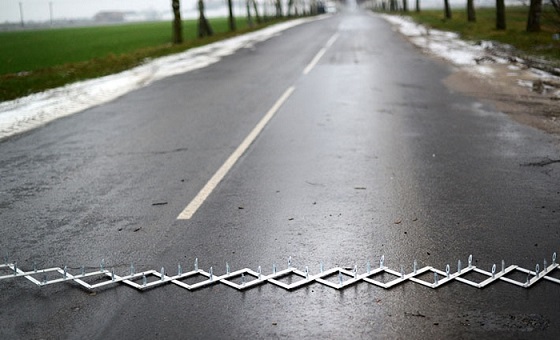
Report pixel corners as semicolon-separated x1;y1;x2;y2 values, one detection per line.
1;254;559;292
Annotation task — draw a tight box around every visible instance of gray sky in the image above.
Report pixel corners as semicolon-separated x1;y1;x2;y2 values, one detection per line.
1;0;508;24
0;0;199;23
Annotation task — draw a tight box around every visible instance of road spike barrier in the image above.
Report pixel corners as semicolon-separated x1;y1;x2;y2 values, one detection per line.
1;253;559;293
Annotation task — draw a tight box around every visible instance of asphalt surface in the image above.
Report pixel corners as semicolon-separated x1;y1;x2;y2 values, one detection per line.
1;6;560;340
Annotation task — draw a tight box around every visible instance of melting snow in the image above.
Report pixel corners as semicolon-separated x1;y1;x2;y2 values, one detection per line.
382;14;509;67
381;14;560;97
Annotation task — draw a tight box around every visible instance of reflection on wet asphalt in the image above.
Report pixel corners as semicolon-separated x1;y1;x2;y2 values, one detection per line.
1;5;560;339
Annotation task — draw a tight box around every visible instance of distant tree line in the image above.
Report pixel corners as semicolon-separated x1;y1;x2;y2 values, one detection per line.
371;0;559;33
171;0;326;44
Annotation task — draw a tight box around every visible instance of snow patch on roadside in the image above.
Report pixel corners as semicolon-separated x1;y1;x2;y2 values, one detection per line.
381;14;560;98
382;14;508;67
0;18;316;140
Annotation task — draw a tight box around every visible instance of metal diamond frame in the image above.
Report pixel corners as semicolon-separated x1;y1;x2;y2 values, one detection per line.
1;253;559;293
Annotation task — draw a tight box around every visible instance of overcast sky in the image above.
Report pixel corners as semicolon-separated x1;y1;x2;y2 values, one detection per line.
0;0;200;23
1;0;507;23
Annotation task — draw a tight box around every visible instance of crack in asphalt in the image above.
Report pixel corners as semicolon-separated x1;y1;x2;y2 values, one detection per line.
521;157;560;167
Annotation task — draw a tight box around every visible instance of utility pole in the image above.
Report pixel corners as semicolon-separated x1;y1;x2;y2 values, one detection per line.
19;2;24;27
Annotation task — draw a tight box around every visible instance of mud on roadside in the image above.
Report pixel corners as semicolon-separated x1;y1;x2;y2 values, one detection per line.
444;64;560;139
386;14;560;141
444;63;560;139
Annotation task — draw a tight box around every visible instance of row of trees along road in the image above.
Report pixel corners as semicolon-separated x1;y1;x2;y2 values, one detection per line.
373;0;559;33
171;0;325;44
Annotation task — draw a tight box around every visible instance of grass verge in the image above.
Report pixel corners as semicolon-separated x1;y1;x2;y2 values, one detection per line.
0;18;294;102
404;6;560;64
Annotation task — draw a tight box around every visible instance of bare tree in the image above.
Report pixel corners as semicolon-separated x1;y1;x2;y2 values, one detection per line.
252;0;262;23
444;0;452;19
287;0;295;16
246;0;254;27
496;0;506;30
198;0;213;37
228;0;236;31
172;0;182;44
276;0;284;17
467;0;476;22
526;0;543;32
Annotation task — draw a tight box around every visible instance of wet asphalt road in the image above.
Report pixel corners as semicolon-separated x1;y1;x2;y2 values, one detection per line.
2;6;560;340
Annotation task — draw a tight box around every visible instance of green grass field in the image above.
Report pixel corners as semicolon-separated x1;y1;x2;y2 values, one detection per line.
406;6;560;63
0;18;244;75
0;17;285;102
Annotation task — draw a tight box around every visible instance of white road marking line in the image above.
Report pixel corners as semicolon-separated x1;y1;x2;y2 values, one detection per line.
303;47;327;75
325;32;340;48
177;86;296;220
302;32;339;75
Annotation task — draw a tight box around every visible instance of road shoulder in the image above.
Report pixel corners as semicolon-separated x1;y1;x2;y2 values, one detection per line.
444;64;560;138
380;13;560;141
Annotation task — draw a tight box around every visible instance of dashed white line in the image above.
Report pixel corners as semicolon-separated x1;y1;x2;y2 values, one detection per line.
302;32;339;75
178;31;339;220
325;32;340;48
177;86;295;220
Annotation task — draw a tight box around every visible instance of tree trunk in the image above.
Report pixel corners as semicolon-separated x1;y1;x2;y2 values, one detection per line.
276;0;283;17
198;0;213;38
252;0;262;23
527;0;543;32
496;0;506;30
228;0;236;31
444;0;452;19
246;0;254;28
416;0;420;12
287;0;295;16
467;0;476;22
172;0;182;44
403;0;408;12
